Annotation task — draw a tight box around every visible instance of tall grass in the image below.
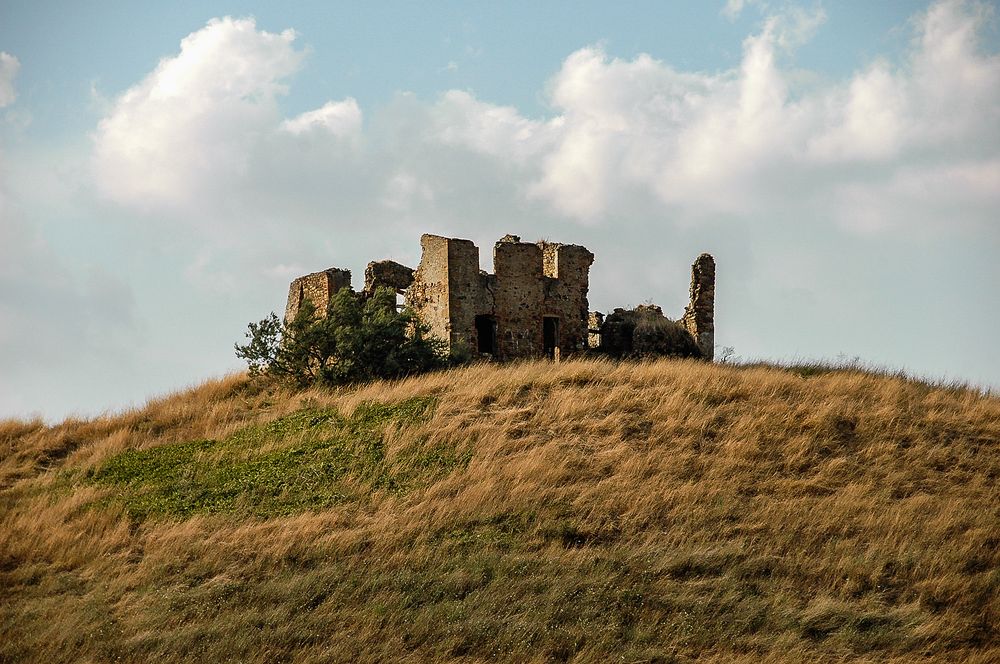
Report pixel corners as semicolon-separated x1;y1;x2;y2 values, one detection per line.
1;358;998;662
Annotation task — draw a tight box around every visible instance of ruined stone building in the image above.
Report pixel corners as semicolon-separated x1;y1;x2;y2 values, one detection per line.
284;233;715;361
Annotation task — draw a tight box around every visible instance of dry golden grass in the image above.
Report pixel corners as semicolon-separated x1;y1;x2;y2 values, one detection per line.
1;358;998;663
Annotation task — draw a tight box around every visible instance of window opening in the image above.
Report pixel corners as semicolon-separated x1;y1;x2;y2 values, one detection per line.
543;316;560;359
475;315;497;356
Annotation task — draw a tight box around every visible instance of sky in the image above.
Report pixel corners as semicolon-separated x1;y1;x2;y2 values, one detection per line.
0;0;998;421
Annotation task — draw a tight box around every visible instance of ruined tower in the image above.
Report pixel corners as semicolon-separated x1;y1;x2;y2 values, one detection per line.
406;234;594;361
681;253;716;361
400;234;481;351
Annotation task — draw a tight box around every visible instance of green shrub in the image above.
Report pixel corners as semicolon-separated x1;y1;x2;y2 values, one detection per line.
236;287;449;387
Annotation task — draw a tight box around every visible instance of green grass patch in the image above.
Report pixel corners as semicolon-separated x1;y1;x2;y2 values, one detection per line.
87;396;452;519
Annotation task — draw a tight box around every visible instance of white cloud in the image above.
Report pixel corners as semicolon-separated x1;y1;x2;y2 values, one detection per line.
89;2;999;239
92;17;361;215
441;0;994;231
0;52;19;107
721;0;826;46
280;98;362;136
431;90;553;162
382;172;434;211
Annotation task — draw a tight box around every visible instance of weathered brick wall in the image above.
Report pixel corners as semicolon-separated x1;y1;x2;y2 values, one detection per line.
284;268;352;322
681;253;716;361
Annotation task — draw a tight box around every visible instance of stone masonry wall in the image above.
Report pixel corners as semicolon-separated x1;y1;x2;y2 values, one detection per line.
285;268;352;322
493;239;546;359
588;311;605;349
446;238;485;351
363;260;414;296
539;243;594;356
406;235;453;344
285;234;706;365
405;234;594;360
681;253;716;361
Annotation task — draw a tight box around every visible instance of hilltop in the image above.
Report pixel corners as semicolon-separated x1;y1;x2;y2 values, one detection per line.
1;359;998;663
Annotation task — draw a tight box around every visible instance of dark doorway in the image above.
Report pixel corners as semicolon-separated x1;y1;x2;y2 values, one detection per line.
475;315;497;356
543;316;560;359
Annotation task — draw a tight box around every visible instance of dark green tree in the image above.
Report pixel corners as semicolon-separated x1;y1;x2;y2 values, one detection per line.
235;287;448;387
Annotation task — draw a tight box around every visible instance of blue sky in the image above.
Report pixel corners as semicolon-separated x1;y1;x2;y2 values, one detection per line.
1;1;998;420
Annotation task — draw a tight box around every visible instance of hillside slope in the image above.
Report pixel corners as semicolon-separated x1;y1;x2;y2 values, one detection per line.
1;359;998;663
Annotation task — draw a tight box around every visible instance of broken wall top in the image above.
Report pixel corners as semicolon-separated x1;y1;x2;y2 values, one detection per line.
415;233;593;283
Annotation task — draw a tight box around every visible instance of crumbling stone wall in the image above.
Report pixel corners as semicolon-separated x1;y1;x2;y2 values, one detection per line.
494;238;546;358
284;235;712;365
540;242;595;355
363;260;414;297
592;254;716;360
405;233;593;360
284;268;352;322
406;235;454;345
588;311;605;349
598;305;701;358
681;253;716;361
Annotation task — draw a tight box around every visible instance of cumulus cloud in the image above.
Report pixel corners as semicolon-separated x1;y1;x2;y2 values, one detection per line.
0;52;18;107
768;4;827;50
84;1;1000;300
721;0;827;46
91;2;999;238
92;17;359;213
442;0;995;230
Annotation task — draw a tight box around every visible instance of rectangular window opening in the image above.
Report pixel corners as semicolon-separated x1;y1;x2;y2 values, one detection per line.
475;315;497;356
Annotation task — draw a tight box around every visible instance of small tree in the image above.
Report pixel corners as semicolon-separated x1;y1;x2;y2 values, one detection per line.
235;287;448;387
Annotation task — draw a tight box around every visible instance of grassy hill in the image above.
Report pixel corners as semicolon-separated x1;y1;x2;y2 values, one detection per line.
1;359;998;663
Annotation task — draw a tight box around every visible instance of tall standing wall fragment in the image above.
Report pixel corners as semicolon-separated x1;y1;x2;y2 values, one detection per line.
538;242;594;356
406;234;486;352
681;253;716;361
493;239;546;359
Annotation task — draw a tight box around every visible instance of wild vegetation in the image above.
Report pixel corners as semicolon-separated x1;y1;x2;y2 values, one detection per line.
1;358;998;662
236;286;448;387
